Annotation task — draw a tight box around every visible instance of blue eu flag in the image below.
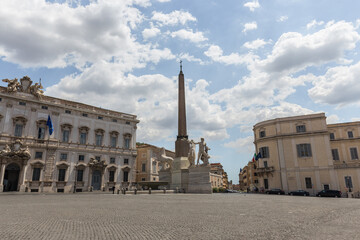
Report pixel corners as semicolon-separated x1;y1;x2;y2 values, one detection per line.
47;115;53;135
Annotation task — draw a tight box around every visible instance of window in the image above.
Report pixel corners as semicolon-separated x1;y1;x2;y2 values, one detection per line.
124;159;129;164
152;161;157;174
78;155;84;162
37;119;47;139
348;131;354;139
350;148;358;160
62;130;70;142
331;149;339;161
0;97;2;101
124;134;131;149
296;125;306;133
65;110;71;114
323;184;330;190
264;179;269;189
330;133;335;140
123;171;129;182
32;168;41;181
98;116;103;120
254;173;257;176
296;144;312;157
60;153;68;161
305;177;312;189
153;178;156;181
112;119;117;122
110;157;115;164
345;176;353;189
263;161;268;168
142;163;146;172
82;113;88;117
109;171;115;182
14;124;23;137
41;106;48;110
126;121;130;125
259;131;266;138
95;156;101;161
254;180;259;184
111;136;117;148
77;170;83;182
19;101;26;106
259;147;269;158
95;134;103;146
58;169;66;181
80;132;87;144
141;178;146;181
35;152;43;159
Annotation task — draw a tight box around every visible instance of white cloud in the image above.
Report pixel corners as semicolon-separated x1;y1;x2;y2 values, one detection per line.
178;53;205;65
326;114;340;124
308;61;360;106
224;136;254;153
306;19;325;29
170;29;207;43
243;22;257;33
244;0;260;12
277;16;288;22
243;39;268;49
0;0;171;70
204;45;257;65
157;0;171;2
142;27;160;39
151;10;196;26
258;21;360;74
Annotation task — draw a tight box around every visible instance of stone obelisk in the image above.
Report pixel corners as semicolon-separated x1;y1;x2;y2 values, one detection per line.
175;61;189;157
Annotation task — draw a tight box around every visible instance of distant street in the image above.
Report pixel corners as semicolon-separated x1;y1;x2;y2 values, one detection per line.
0;193;359;240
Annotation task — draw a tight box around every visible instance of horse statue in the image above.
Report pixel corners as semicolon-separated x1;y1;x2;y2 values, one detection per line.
158;147;174;170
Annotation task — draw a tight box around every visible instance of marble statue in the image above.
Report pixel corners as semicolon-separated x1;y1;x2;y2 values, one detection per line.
158;147;174;170
196;138;210;166
188;139;196;167
2;78;20;93
29;83;44;99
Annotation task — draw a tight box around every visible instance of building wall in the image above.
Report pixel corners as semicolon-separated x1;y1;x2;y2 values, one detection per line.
0;85;139;193
251;113;360;195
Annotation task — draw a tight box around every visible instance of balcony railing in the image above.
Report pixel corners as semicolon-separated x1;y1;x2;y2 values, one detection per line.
256;166;275;175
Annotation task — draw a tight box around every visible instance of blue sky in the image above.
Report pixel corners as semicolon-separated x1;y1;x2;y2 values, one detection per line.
1;0;360;183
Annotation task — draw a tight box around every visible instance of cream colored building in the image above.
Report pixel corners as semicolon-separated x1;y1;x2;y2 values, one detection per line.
253;113;360;195
0;76;139;193
135;143;175;183
239;161;258;191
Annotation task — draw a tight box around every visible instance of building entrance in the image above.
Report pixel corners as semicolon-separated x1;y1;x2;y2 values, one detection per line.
4;163;20;192
92;170;101;190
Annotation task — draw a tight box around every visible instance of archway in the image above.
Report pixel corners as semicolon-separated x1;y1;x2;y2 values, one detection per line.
4;163;20;192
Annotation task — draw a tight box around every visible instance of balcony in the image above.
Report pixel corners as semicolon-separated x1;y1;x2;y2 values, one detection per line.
334;162;360;169
256;166;275;176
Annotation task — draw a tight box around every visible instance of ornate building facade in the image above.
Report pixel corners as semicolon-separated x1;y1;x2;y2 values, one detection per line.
252;113;360;195
0;76;139;193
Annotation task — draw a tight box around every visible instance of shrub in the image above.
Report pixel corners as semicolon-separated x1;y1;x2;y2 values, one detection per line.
212;187;219;193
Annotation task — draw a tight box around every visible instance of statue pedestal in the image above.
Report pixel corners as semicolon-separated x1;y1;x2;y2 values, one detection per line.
188;165;212;194
159;169;171;189
170;157;190;192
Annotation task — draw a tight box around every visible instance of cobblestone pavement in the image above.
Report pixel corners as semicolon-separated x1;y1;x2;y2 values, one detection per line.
0;193;360;240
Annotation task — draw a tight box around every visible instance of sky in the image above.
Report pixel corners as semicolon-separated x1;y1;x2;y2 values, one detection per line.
1;0;360;183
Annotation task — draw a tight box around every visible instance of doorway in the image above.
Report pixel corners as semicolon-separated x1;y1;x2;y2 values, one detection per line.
4;163;20;192
92;170;101;190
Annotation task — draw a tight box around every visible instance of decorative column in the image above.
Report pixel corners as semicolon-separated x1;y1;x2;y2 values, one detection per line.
19;164;28;192
0;163;6;192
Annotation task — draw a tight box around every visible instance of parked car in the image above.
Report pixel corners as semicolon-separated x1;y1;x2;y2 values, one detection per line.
288;190;310;196
316;189;341;198
265;189;285;195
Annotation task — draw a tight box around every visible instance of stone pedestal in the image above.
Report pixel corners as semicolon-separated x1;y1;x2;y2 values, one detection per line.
170;157;190;192
188;165;212;194
159;169;171;189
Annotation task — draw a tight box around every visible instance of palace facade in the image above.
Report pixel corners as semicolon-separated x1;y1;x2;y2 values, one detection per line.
0;76;139;193
252;113;360;196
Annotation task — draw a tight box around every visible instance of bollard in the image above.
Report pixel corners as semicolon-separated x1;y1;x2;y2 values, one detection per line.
134;188;137;195
117;189;120;194
112;186;115;194
163;188;166;194
149;187;152;194
123;188;126;195
183;188;186;194
176;187;178;193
